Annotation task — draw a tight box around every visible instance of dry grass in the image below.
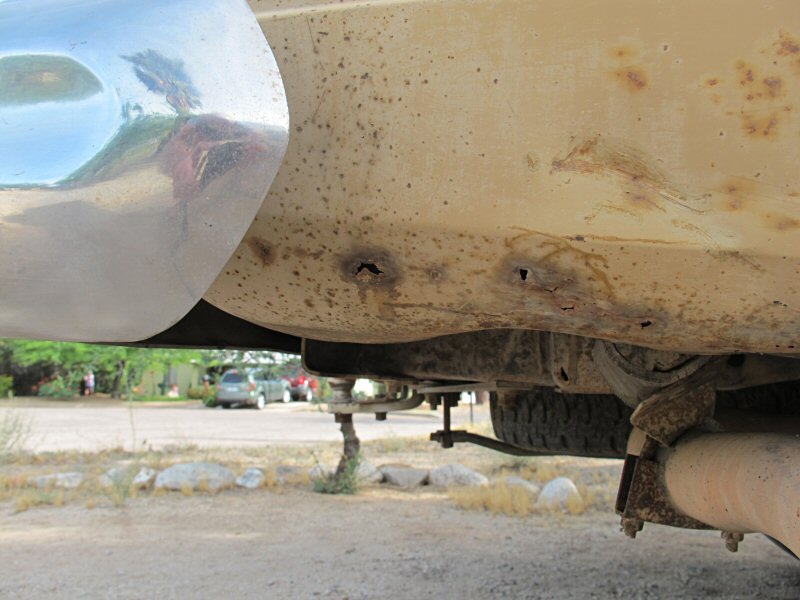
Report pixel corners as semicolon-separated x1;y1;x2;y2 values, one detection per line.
449;481;537;517
0;410;32;464
448;480;589;518
14;488;67;513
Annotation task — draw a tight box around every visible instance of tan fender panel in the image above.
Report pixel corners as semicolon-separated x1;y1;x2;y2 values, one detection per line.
206;0;800;353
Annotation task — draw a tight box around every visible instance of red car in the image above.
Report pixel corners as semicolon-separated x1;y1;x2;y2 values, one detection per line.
284;373;317;402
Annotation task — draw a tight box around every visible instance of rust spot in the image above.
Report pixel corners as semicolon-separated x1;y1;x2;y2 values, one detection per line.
741;112;781;139
428;267;445;281
762;214;800;231
763;77;784;97
552;137;703;213
717;178;757;211
704;77;720;87
733;61;785;99
293;247;324;260
614;67;648;92
775;30;800;56
247;237;275;267
713;60;790;138
608;45;638;61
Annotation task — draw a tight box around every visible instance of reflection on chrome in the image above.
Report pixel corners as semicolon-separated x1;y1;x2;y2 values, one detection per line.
0;0;289;342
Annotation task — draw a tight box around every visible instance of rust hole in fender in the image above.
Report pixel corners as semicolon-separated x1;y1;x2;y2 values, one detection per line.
356;262;384;277
340;247;400;288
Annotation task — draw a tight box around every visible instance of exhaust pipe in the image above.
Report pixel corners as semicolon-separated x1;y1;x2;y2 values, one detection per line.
661;432;800;556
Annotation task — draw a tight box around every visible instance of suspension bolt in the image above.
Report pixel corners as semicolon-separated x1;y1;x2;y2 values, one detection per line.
621;517;644;539
722;531;744;553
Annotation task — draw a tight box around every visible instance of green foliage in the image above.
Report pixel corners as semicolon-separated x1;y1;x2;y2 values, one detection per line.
312;455;360;495
316;379;333;402
0;340;300;401
37;376;73;398
187;386;217;407
0;55;102;106
0;375;12;398
186;387;205;400
1;339;206;398
128;395;186;403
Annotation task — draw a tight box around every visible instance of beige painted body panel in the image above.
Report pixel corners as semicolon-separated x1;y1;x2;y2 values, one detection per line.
206;0;800;353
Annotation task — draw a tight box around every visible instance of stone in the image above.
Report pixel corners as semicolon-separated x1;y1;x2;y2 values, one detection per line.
429;463;488;487
276;465;305;485
154;463;235;492
99;466;156;490
236;468;264;489
98;467;129;489
356;461;383;484
308;464;335;481
131;467;157;490
29;472;84;490
501;476;541;497
535;477;583;512
379;465;429;488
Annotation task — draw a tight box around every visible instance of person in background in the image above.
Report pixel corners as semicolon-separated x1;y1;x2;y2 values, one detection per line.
85;370;95;396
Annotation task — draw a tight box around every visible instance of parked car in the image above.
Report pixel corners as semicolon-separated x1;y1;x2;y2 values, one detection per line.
215;369;290;410
285;373;317;402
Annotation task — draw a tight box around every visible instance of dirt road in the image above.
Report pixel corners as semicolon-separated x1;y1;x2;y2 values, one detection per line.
2;399;484;452
1;489;797;599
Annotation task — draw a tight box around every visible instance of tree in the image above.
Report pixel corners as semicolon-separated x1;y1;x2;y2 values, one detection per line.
0;340;203;398
122;49;201;114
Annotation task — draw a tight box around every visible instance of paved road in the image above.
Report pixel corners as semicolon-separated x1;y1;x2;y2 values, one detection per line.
1;399;488;452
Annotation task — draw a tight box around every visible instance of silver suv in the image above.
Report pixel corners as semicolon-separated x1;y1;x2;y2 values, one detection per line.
216;369;290;410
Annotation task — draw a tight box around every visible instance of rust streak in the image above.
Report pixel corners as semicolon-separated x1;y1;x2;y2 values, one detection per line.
552;137;705;214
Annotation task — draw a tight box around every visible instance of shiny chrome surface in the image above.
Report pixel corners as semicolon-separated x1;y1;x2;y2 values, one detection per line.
0;0;289;342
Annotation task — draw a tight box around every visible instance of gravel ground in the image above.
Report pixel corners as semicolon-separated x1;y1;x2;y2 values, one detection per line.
0;488;797;599
1;401;797;598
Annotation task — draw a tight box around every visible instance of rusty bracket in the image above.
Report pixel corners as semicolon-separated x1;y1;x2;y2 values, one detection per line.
430;429;553;456
630;382;717;446
615;447;712;537
616;380;719;536
430;395;551;456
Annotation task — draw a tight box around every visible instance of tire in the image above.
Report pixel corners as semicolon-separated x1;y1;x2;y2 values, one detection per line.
220;403;231;409
716;380;800;415
255;394;266;410
282;389;291;403
490;387;633;459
